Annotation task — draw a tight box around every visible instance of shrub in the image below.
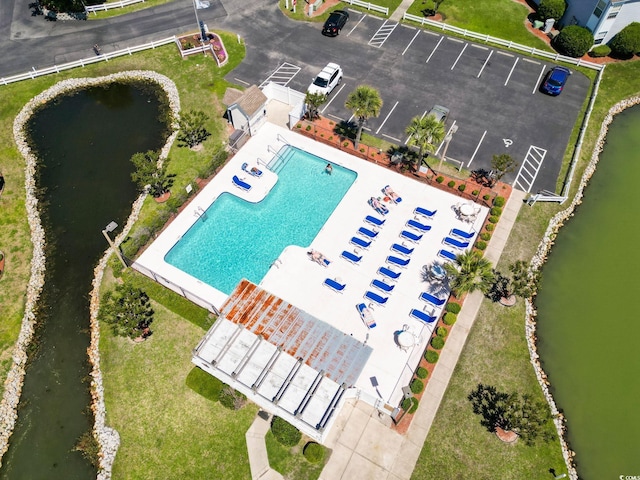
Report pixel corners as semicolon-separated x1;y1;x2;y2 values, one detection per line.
445;302;461;314
436;326;448;337
472;189;479;196
554;25;594;57
360;148;365;153
458;184;466;192
537;0;566;21
410;378;424;394
416;366;429;379
306;125;312;131
609;22;640;58
186;367;223;402
328;136;333;141
485;223;495;231
296;123;302;129
483;194;490;201
480;232;491;241
476;241;487;250
447;180;456;188
488;215;499;224
443;312;458;325
493;196;505;207
271;417;302;446
219;386;247;410
436;176;444;183
320;133;324;138
402;397;419;414
303;442;325;464
343;141;349;147
490;206;503;216
431;336;445;350
425;349;439;363
589;45;611;57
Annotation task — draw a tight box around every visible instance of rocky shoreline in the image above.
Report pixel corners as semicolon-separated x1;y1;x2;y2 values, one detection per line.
525;95;640;480
3;71;181;478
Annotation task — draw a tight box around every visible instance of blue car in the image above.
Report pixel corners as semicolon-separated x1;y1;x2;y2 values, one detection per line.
540;66;571;96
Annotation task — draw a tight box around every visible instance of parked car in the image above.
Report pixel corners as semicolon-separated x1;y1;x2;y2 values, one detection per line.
307;63;343;96
322;10;349;36
540;66;571;96
427;105;449;123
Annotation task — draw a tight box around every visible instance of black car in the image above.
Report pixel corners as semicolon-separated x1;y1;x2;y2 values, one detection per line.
322;10;349;37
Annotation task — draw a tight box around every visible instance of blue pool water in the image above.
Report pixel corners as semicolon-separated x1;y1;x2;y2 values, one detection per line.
165;146;357;294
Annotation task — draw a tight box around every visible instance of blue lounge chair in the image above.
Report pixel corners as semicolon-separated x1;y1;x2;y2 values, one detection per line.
414;207;436;218
387;255;410;268
406;219;432;232
372;278;395;292
410;308;437;323
357;303;376;329
391;243;414;255
365;290;388;306
400;230;422;243
323;278;346;293
438;249;457;262
378;266;401;280
450;228;475;240
368;197;389;216
382;185;402;203
341;250;362;264
232;175;251;191
443;236;470;249
350;236;371;249
364;215;385;227
358;227;379;239
241;162;263;178
419;291;446;307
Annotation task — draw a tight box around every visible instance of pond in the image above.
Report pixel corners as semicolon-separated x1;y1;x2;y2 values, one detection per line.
0;82;170;479
536;105;640;478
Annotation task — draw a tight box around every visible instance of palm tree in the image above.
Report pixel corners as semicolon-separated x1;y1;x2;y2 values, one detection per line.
405;114;445;171
444;250;494;297
345;85;383;148
305;92;327;121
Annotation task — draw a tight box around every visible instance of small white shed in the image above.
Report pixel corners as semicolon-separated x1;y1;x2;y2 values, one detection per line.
223;85;268;136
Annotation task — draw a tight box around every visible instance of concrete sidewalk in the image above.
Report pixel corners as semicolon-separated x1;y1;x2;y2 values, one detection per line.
245;189;527;479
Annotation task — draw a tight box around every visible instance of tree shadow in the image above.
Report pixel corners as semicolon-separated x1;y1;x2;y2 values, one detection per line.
333;120;357;141
468;383;509;433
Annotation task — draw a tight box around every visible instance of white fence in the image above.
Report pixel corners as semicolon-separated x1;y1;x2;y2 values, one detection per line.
85;0;144;13
403;13;604;71
342;0;388;15
0;37;176;86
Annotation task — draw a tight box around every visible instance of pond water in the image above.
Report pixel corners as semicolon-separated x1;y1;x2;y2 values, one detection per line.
536;105;640;479
0;82;169;479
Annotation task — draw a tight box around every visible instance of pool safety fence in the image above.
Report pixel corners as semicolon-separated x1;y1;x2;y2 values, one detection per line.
131;261;220;315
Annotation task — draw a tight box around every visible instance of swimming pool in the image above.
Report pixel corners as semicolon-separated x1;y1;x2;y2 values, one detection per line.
165;146;357;294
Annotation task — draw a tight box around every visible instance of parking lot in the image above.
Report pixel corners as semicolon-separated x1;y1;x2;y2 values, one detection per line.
224;8;591;192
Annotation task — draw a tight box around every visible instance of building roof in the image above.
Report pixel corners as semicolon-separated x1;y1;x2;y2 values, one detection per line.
230;85;268;117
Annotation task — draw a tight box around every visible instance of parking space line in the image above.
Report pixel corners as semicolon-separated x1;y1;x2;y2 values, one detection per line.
383;133;402;143
234;77;250;86
435;121;457;155
426;36;444;63
451;43;468;70
532;65;546;94
522;58;540;64
477;50;493;78
321;83;348;113
448;37;464;43
513;145;547;192
376;101;399;134
424;30;440;36
504;57;519;86
467;130;487;167
368;20;398;48
402;30;421;56
470;44;488;50
259;62;301;88
495;51;514;57
347;14;367;36
328;113;345;122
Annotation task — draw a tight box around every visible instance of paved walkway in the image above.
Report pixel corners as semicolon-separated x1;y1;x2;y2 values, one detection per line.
244;187;528;479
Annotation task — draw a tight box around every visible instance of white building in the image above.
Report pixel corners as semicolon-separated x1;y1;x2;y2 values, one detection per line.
559;0;640;45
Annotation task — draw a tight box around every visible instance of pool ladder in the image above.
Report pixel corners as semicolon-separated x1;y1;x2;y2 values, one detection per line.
194;206;207;220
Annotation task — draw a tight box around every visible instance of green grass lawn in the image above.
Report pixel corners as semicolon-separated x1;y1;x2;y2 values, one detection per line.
264;431;327;480
405;0;551;51
88;0;173;20
100;285;258;479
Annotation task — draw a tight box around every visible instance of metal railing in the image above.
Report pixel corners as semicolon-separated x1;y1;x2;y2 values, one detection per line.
0;37;176;86
402;13;604;71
